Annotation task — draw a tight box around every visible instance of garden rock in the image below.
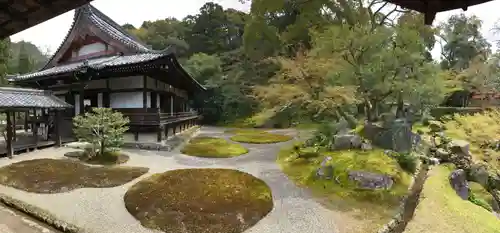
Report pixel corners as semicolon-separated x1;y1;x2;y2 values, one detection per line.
428;120;444;132
361;141;373;151
429;157;440;165
490;173;500;190
333;133;362;150
435;148;451;161
450;151;472;170
348;170;393;190
492;190;500;210
449;140;471;156
449;169;469;200
316;157;334;180
469;163;490;186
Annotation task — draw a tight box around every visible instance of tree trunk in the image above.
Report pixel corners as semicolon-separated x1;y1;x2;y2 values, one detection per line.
100;140;105;156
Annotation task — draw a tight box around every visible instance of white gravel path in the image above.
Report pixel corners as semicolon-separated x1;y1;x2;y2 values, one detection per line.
0;126;338;233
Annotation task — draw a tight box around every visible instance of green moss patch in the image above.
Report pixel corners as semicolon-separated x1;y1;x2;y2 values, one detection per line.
64;151;130;165
181;136;248;158
229;130;293;144
224;128;268;134
124;169;273;233
277;147;412;233
0;159;149;193
404;165;500;233
469;182;495;211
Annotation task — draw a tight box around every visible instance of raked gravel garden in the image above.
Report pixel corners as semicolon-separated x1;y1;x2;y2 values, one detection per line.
0;126;340;233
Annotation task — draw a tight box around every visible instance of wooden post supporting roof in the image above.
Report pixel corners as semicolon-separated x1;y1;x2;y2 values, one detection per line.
5;111;13;158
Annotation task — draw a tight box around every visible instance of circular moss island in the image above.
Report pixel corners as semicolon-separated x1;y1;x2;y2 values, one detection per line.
124;169;273;233
230;131;293;144
181;136;249;158
64;150;130;165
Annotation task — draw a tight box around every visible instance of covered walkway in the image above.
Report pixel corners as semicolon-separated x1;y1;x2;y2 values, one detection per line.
0;87;72;157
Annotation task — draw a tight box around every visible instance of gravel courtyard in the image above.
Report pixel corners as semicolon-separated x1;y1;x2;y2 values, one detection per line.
0;126;338;233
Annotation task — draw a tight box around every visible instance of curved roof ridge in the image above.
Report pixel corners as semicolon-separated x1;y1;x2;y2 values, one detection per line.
39;4;167;71
86;5;150;48
39;6;85;70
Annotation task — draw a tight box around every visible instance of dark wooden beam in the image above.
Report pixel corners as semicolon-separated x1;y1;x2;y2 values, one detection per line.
79;82;85;115
54;110;62;147
24;110;29;132
5;111;13;158
12;112;16;141
143;76;147;109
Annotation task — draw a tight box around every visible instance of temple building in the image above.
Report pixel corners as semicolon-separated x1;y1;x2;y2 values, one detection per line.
8;4;204;146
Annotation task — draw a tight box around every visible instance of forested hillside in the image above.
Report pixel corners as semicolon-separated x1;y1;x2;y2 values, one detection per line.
120;0;500;126
0;0;498;127
8;41;48;73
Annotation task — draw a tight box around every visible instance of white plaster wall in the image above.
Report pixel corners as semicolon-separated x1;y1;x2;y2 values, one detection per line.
77;42;106;57
109;76;143;90
110;92;143;108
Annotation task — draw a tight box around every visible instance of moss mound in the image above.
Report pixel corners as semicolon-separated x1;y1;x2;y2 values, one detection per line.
404;165;500;233
181;136;248;158
64;151;130;165
0;159;149;193
229;130;292;144
277;147;412;233
124;169;273;233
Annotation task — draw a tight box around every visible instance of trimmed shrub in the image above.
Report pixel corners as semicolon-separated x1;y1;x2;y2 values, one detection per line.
395;153;418;174
430;107;483;119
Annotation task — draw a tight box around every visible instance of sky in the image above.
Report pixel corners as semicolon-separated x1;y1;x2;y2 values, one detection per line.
8;0;500;59
9;0;251;53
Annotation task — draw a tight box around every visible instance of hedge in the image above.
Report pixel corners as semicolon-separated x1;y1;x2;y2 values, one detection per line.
430;107;483;119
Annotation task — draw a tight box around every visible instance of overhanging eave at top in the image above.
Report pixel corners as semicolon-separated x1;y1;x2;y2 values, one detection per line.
0;0;93;39
384;0;494;24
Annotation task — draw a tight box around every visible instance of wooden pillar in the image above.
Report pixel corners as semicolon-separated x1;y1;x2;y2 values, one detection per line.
12;112;16;141
24;110;28;132
54;110;62;147
164;124;169;139
6;111;13;158
157;125;162;142
143;76;148;109
170;95;174;116
31;109;38;148
134;128;139;142
105;79;111;108
79;83;85;115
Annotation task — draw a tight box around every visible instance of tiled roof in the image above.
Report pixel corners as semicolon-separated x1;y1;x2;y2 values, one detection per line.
0;87;72;109
8;53;169;81
41;4;160;70
83;5;153;53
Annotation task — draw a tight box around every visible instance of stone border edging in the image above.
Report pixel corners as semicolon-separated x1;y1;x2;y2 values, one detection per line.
0;193;82;233
377;160;429;233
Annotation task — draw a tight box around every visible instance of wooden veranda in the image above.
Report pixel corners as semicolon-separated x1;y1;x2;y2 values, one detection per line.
0;87;72;157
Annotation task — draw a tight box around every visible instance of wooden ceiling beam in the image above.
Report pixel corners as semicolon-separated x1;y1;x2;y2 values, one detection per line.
0;0;93;39
385;0;493;25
